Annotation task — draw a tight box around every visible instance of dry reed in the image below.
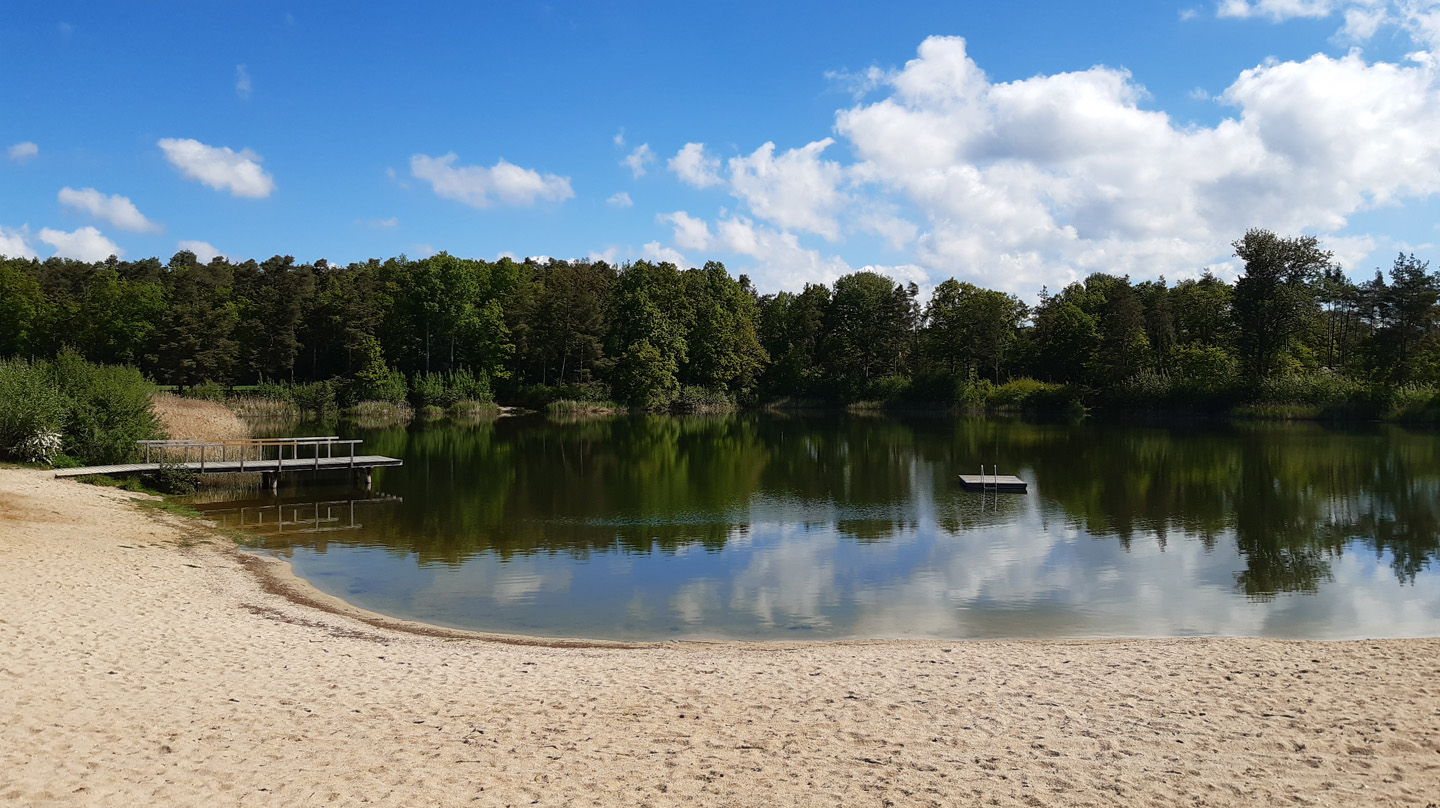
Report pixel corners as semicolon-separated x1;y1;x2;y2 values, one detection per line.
151;394;253;461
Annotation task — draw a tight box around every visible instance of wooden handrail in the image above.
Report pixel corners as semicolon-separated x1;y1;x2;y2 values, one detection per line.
139;436;362;463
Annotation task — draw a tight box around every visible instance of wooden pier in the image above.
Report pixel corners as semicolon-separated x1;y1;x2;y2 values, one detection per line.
54;437;402;490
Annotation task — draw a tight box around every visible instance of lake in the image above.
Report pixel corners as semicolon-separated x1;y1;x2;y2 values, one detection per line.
196;414;1440;641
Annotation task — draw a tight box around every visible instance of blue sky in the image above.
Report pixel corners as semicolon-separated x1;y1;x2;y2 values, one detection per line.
3;0;1439;297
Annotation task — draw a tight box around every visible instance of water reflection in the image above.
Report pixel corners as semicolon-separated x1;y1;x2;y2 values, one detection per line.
228;414;1440;639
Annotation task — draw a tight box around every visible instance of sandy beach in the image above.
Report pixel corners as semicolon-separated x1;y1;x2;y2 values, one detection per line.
2;467;1438;807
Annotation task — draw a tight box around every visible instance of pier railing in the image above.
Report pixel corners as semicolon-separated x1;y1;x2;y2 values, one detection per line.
136;436;363;472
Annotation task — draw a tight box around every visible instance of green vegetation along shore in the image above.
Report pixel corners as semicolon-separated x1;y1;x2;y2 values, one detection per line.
4;227;1440;463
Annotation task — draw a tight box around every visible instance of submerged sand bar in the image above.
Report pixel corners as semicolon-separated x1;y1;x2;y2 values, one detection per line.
2;468;1438;806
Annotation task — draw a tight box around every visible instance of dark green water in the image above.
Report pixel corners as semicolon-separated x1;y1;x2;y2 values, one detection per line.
199;414;1440;640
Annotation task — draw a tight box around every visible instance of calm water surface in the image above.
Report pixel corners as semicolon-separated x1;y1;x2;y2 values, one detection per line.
198;414;1440;640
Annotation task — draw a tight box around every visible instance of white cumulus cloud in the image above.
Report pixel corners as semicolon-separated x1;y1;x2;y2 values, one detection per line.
607;191;634;208
621;143;655;178
658;211;713;251
39;226;121;262
410;153;574;208
159;138;275;198
668;142;723;188
642;241;688;266
649;35;1440;295
826;35;1440;292
726;139;848;240
0;225;37;258
58;187;161;233
178;240;223;263
1216;1;1440;48
7;142;38;162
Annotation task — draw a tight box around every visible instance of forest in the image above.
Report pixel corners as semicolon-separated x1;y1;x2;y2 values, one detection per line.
2;228;1439;417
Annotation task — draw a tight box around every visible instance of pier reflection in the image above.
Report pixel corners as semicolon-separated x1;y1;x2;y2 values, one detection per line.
194;494;403;540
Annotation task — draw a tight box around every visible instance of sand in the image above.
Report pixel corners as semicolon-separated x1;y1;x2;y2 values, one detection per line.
2;468;1438;807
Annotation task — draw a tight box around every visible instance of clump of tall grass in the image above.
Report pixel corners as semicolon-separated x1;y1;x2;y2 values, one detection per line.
150;392;250;461
345;399;414;429
450;399;502;419
227;396;300;418
546;399;618;415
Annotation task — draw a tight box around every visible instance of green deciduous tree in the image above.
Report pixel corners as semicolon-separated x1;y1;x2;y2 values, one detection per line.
1231;229;1332;378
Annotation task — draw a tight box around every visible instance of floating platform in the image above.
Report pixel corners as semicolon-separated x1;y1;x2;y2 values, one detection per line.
958;474;1028;493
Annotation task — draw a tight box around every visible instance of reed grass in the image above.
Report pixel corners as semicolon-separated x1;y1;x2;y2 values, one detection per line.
546;399;620;415
345;399;414;429
226;396;300;418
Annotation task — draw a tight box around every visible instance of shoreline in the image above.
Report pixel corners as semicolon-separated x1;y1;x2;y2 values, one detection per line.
4;467;1439;806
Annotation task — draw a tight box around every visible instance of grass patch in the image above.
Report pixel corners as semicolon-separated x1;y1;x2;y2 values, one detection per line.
227;396;299;418
546;398;620;415
345;399;414;428
133;498;205;519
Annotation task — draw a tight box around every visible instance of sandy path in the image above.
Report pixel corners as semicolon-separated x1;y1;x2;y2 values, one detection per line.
2;468;1438;807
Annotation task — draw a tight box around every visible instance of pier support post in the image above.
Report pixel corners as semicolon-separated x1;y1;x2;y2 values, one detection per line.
355;469;372;491
261;472;280;492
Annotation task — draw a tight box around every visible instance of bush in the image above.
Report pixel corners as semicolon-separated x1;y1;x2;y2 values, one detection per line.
859;375;911;403
448;368;492;402
0;358;68;454
512;382;611;409
251;376;293;401
146;461;198;494
185;380;226;402
0;355;160;466
672;386;735;413
988;378;1082;413
13;429;63;464
290;380;338;417
409;372;452;409
54;354;163;464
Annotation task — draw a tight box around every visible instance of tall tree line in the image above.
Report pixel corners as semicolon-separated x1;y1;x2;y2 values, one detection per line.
3;229;1439;408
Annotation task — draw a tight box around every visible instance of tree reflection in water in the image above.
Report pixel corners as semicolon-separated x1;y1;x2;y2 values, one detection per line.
246;414;1440;603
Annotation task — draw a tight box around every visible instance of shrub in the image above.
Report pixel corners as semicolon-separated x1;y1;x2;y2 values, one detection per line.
512;382;611;409
672;386;735;413
988;378;1082;412
185;380;227;402
251;376;293;401
0;358;67;454
13;429;63;464
409;372;452;409
859;375;911;403
146;461;198;494
290;380;336;417
0;355;160;466
55;357;163;464
448;368;492;402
